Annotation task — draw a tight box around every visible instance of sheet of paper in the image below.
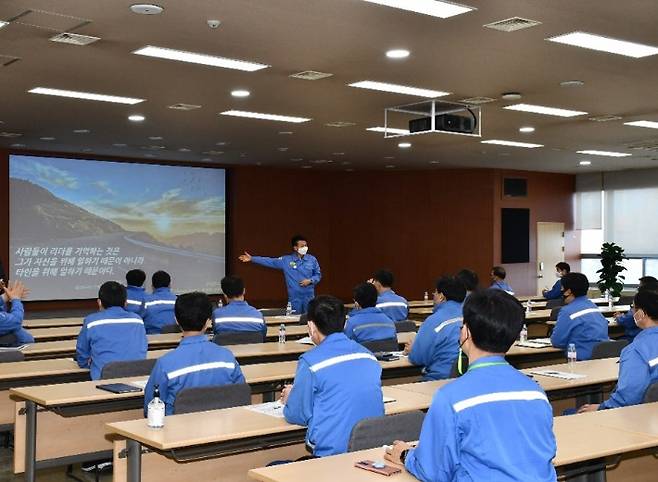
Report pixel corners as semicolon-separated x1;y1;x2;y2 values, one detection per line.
295;336;315;345
245;401;286;418
383;396;396;404
533;338;552;345
129;379;148;389
516;341;552;349
0;345;28;351
529;369;587;380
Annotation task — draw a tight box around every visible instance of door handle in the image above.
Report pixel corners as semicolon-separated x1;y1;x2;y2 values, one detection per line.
539;261;544;271
537;274;543;279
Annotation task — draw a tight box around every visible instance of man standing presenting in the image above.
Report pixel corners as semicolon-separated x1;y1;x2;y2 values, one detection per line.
238;235;321;314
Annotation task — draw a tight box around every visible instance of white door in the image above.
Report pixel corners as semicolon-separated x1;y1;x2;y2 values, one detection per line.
536;222;565;295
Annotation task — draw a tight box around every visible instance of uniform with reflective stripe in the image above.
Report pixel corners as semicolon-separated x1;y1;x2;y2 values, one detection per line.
0;298;34;345
344;306;396;343
542;279;562;300
615;309;641;341
144;334;245;415
283;332;384;456
405;355;556;482
375;289;409;321
408;300;463;380
142;287;177;334
600;325;658;409
489;280;515;295
212;300;266;335
125;285;146;316
550;295;609;360
75;306;147;380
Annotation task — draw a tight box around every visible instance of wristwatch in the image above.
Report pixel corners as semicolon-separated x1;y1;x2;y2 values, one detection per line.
400;449;409;464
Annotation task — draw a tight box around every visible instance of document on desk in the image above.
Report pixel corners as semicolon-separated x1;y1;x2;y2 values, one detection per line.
245;401;286;418
516;339;553;349
0;345;28;351
128;379;148;390
529;369;587;380
295;336;315;345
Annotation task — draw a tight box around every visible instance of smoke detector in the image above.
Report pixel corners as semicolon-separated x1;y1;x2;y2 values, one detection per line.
130;4;163;15
290;70;333;81
484;17;542;33
50;32;100;46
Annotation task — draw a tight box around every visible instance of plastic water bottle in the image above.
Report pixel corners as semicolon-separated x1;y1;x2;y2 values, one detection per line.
608;297;614;311
217;299;223;309
567;343;577;367
147;385;165;429
285;302;293;317
525;300;532;316
520;324;528;343
278;323;286;344
423;291;429;302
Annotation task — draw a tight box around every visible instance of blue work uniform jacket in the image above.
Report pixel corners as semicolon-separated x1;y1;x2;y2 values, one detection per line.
600;326;658;409
550;296;609;360
489;280;515;295
616;309;641;341
125;285;146;316
252;253;321;314
75;306;148;380
212;300;266;335
375;290;409;321
409;300;463;380
144;335;245;415
344;307;397;343
283;332;384;456
543;279;562;300
142;287;177;334
405;356;557;482
0;298;34;345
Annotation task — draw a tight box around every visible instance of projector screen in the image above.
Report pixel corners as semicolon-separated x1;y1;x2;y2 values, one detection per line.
9;155;226;300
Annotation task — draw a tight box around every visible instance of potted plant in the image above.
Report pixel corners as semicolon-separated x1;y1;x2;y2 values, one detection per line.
596;242;627;297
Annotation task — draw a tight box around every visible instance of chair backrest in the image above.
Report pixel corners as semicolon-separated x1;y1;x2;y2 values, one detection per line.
643;382;658;403
298;313;308;326
546;298;564;309
0;350;24;363
0;333;18;347
549;306;562;321
362;338;399;353
618;295;635;306
348;411;425;452
160;324;182;334
100;358;157;379
259;308;286;317
591;340;629;360
394;320;417;333
213;331;264;346
449;351;470;378
174;383;252;414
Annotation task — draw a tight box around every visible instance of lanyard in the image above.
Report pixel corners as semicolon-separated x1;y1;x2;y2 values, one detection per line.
467;361;508;372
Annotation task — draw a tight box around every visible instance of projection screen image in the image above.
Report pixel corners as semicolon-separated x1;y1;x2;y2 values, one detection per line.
9;155;226;300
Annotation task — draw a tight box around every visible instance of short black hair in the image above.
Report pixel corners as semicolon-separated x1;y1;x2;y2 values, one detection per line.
373;269;394;288
175;292;212;331
456;269;479;292
492;266;506;279
561;272;589;297
639;279;658;292
634;289;658;320
291;234;307;248
555;262;571;273
353;282;378;308
639;276;658;287
463;289;524;353
307;295;346;336
152;270;171;289
221;276;245;298
126;269;146;287
435;276;466;303
98;281;127;309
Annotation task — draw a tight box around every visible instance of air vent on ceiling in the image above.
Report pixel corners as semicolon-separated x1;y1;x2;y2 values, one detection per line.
0;54;20;67
325;121;356;128
0;132;23;138
50;32;100;46
168;103;202;111
484;17;542;32
627;139;658;151
141;145;166;150
290;70;333;80
588;114;623;122
202;150;224;156
9;9;91;32
459;96;496;105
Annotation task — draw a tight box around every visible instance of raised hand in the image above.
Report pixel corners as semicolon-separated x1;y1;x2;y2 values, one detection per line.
238;251;252;263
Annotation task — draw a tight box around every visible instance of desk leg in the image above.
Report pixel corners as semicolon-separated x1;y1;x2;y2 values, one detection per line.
25;400;37;482
127;439;142;482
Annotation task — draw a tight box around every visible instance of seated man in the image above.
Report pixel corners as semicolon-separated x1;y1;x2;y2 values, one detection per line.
282;295;384;456
385;290;557;481
143;271;177;334
212;275;266;336
144;292;245;415
542;262;570;300
0;280;35;345
489;266;514;295
406;276;465;380
76;281;147;379
125;269;147;316
614;276;658;341
370;270;408;321
579;288;658;413
344;282;397;344
550;272;608;360
456;268;479;298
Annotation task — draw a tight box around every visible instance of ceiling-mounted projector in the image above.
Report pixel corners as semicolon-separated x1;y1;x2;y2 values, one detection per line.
382;99;482;138
409;113;476;134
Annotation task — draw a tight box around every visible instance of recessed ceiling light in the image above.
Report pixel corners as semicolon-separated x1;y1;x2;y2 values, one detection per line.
29;87;144;105
349;81;449;98
501;92;522;100
133;45;269;72
386;49;410;59
130;4;164;15
279;131;293;135
503;103;587;117
113;143;128;147
361;0;475;19
73;129;90;134
481;139;543;148
398;142;412;148
178;148;191;152
220;110;311;123
624;120;658;129
519;126;535;133
547;32;658;59
128;114;146;122
576;150;631;158
231;89;250;98
216;141;229;146
367;126;410;135
560;80;585;87
40;137;55;141
148;136;163;140
579;160;592;166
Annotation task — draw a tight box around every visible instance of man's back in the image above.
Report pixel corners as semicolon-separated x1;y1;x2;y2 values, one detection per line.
551;296;608;360
125;285;146;316
143;287;177;334
376;290;409;321
344;307;397;343
212;300;266;334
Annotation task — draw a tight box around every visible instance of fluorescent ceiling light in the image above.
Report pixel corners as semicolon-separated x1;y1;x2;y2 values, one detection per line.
0;21;8;29
481;139;543;148
29;87;144;105
361;0;474;19
367;126;410;135
231;89;250;98
398;142;412;148
133;45;269;72
220;110;311;123
579;161;591;166
624;120;658;129
503;103;587;117
519;126;535;133
547;32;658;59
386;49;410;59
128;115;145;122
349;80;449;98
576;150;631;158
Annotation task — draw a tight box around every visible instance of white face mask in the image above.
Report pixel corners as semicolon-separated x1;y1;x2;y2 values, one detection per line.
633;310;643;327
297;246;308;256
556;272;562;278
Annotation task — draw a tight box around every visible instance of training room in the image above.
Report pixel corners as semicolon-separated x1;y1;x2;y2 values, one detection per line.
0;1;657;481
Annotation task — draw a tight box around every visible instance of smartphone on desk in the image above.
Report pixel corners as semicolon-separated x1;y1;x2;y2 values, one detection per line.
355;460;401;476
